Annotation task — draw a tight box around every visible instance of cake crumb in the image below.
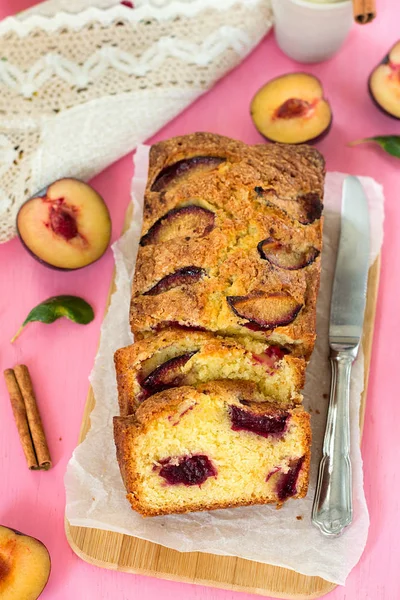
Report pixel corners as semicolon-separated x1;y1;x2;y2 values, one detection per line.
309;408;313;413
323;393;328;399
296;515;303;520
315;409;320;415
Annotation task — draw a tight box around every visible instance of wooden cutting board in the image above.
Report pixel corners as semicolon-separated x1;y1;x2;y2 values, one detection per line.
65;252;380;600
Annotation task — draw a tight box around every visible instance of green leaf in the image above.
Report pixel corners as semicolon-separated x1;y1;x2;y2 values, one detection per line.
11;295;94;343
349;135;400;158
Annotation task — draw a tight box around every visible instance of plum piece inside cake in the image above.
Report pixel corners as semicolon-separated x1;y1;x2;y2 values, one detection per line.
114;329;305;414
113;382;311;516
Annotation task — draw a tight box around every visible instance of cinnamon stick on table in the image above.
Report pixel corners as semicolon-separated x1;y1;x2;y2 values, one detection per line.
4;369;39;469
353;0;376;24
3;365;52;470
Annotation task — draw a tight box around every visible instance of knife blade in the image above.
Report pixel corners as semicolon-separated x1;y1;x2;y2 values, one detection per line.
329;176;370;349
312;175;370;537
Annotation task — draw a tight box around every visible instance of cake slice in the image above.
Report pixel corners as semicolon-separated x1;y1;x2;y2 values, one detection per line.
113;381;311;517
115;329;305;415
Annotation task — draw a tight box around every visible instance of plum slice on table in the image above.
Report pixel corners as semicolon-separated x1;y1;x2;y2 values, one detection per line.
229;405;289;438
143;266;206;296
0;525;51;600
17;178;111;270
140;205;215;246
227;292;303;330
156;454;217;486
250;73;332;144
140;351;198;395
151;156;225;192
369;40;400;119
258;237;320;270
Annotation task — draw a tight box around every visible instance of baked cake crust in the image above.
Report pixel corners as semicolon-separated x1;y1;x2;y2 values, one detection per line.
130;133;324;356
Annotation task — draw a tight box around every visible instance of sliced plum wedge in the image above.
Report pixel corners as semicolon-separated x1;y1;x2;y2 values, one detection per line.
229;405;289;438
255;187;323;225
258;237;320;270
156;454;217;486
151;156;225;192
144;266;206;296
227;291;303;330
140;351;197;395
276;456;305;501
140;205;215;246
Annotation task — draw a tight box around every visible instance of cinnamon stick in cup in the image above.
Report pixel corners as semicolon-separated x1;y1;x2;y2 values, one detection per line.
353;0;376;24
3;369;39;469
3;365;52;470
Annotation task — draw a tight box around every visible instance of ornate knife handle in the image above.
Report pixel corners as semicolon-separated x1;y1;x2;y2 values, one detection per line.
312;346;357;537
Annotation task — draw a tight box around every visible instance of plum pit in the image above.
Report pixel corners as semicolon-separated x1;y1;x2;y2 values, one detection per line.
49;203;78;241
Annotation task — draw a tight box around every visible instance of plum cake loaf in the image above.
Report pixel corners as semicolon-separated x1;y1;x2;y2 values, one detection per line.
114;329;305;416
113;133;324;517
113;382;311;517
130;132;325;357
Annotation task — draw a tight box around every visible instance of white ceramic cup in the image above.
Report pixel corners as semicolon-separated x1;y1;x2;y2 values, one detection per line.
271;0;353;63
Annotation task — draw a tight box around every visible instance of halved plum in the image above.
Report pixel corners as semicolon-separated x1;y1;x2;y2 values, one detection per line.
276;456;305;501
369;40;400;119
17;178;111;270
151;156;225;192
227;292;303;330
0;525;51;600
255;187;323;225
250;73;332;144
140;351;197;395
156;454;217;486
258;237;320;269
229;405;288;438
140;205;215;246
144;267;206;296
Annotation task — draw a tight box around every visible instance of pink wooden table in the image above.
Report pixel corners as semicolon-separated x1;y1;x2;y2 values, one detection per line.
1;1;399;598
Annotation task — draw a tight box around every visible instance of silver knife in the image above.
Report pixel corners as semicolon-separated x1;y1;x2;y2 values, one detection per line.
312;176;370;537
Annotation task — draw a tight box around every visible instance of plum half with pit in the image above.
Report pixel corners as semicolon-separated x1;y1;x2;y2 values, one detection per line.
258;237;320;270
17;178;111;270
250;73;332;144
0;525;51;600
227;291;303;330
369;40;400;119
140;205;215;246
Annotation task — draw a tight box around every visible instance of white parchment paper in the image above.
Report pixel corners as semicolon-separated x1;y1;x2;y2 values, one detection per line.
65;145;384;585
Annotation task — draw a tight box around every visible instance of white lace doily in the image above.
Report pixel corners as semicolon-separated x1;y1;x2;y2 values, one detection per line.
0;0;273;243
